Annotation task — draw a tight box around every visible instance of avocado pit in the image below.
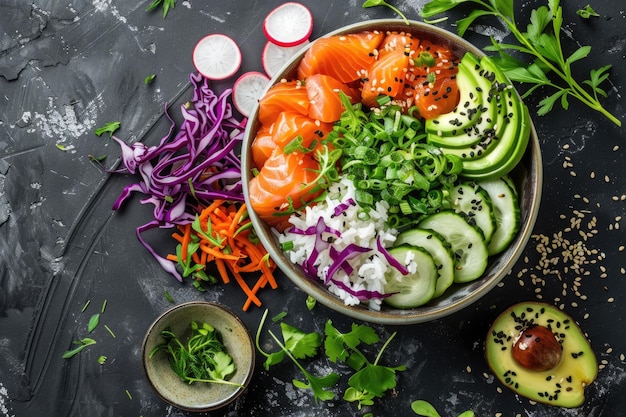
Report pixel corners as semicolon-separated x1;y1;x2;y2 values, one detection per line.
512;324;562;372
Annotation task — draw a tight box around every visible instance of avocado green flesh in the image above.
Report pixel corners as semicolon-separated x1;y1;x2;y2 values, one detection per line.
425;52;531;180
426;54;497;147
485;302;598;408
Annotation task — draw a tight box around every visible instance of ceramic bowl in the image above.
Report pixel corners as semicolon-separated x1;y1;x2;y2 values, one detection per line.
141;301;255;412
241;19;542;325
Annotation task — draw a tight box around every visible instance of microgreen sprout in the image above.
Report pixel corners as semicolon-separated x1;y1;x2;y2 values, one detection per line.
149;321;241;387
421;0;621;126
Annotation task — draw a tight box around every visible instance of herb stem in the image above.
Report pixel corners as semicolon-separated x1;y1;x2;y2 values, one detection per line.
499;11;620;125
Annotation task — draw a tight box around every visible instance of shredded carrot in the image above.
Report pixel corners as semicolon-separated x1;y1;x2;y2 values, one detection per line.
180;223;192;263
168;200;278;311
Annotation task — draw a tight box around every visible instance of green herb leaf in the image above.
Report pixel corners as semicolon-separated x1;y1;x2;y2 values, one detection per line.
145;74;156;85
292;371;339;403
281;322;322;360
566;45;591;66
347;363;400;398
62;338;96;359
456;9;492;37
87;313;100;333
94;121;120;138
324;320;379;363
576;4;599;19
97;355;107;364
411;399;442;417
343;386;375;409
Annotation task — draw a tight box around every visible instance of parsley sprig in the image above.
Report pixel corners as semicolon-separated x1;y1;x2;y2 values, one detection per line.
255;310;405;407
421;0;621;126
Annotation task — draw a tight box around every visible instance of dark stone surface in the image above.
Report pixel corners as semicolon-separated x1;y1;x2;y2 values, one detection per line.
1;1;624;416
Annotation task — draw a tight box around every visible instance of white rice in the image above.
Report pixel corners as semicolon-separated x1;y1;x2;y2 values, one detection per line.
276;176;398;310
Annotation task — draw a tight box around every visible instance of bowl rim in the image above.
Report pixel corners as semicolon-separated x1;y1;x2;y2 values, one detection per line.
141;301;255;411
241;19;543;325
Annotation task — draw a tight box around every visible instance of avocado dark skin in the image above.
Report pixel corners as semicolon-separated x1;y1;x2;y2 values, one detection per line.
485;301;597;408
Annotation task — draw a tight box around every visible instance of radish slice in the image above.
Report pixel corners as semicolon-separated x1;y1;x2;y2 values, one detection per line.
233;71;271;117
262;40;310;78
192;34;242;80
263;2;313;47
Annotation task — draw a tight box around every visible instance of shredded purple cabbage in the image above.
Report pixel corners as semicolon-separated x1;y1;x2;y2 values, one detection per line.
328;277;393;301
325;243;370;284
332;197;356;217
111;73;247;281
377;236;409;275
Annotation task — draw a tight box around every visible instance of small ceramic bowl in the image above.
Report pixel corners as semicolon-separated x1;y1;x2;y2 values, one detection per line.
141;301;255;412
241;19;543;325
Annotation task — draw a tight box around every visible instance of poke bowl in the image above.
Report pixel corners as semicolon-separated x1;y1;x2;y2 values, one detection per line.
241;19;542;325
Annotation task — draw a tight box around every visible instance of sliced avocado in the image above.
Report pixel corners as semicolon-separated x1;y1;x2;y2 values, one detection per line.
425;52;531;180
485;302;598;408
426;53;496;147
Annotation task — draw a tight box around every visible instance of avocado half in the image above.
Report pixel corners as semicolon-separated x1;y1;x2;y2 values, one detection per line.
485;301;598;408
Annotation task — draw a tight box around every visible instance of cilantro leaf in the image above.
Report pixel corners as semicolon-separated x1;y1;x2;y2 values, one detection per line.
281;322;322;360
292;371;340;403
348;363;405;398
324;320;379;363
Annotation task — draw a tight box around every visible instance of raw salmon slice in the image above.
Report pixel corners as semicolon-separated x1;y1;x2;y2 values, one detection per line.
306;74;360;123
361;47;410;107
248;149;322;230
297;31;385;83
250;125;277;169
397;40;459;118
258;80;309;126
379;31;418;56
270;111;332;150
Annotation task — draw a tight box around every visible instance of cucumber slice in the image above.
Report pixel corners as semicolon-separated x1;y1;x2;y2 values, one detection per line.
477;176;521;255
395;229;455;298
383;246;438;309
418;211;489;283
448;181;496;244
